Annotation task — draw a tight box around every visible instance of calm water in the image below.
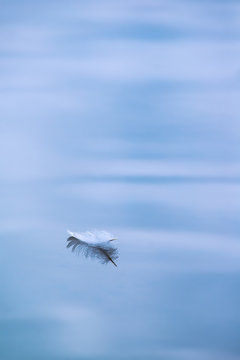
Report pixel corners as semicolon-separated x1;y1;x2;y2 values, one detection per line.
0;1;240;359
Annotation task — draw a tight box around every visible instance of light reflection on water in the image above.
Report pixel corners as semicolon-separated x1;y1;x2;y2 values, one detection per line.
0;1;239;359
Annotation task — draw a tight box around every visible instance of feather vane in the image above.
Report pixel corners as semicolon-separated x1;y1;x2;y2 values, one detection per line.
66;230;118;267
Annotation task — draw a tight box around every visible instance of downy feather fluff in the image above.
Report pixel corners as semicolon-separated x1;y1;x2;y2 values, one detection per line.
66;230;118;267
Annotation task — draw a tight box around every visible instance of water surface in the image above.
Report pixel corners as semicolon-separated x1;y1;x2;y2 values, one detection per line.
0;1;239;359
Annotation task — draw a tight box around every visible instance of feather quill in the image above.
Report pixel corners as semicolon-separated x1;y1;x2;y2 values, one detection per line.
66;230;118;267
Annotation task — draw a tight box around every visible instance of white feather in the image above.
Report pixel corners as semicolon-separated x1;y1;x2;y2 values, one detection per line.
66;230;118;267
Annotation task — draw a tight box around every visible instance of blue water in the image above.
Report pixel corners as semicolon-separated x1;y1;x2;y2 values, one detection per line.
0;1;240;359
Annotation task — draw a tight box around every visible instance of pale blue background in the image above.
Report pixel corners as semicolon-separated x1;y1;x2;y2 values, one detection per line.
0;1;240;359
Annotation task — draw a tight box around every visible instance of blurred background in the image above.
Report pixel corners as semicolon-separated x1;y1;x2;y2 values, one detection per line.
0;1;240;359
